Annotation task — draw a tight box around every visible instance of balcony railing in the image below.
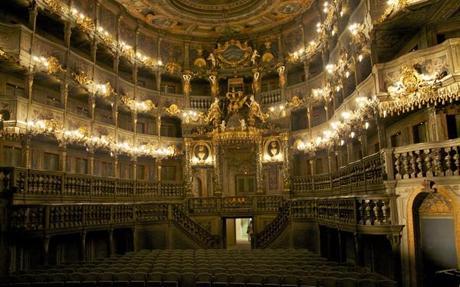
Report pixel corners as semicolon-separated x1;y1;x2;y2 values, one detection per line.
0;167;186;202
291;152;385;196
9;203;164;232
9;202;219;248
187;195;285;215
255;195;396;248
392;138;460;180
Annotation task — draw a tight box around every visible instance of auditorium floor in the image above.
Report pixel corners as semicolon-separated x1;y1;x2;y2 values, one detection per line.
4;249;397;286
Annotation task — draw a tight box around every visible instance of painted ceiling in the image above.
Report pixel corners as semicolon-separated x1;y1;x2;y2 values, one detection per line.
115;0;314;38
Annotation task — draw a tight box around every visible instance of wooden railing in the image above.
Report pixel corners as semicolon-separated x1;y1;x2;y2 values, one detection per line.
392;138;460;179
254;201;291;248
0;167;185;201
9;203;167;233
255;195;395;247
8;202;219;248
291;152;385;196
171;205;220;248
260;90;282;105
187;195;285;215
190;96;212;110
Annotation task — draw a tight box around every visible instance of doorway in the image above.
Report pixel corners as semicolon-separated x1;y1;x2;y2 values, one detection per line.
414;192;458;286
223;217;253;249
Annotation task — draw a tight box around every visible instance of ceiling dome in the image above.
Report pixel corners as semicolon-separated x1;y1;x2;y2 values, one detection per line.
116;0;314;39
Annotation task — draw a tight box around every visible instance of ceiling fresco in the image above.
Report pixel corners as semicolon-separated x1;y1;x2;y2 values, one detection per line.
116;0;314;38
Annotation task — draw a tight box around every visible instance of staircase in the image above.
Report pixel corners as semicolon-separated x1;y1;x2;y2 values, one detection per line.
254;202;291;248
171;205;220;248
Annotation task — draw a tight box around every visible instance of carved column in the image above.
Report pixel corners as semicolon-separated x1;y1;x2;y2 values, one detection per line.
42;236;50;266
346;139;353;163
80;231;87;261
360;130;368;157
375;116;387;149
183;139;193;197
337;230;343;263
113;155;119;178
281;133;291;193
309;154;316;176
213;141;222;197
353;232;362;265
256;137;264;195
88;148;95;176
131;157;137;181
25;72;34;123
427;107;440;142
387;233;402;284
108;229;115;256
182;73;192;108
156;37;162;91
307;104;312;138
327;149;333;173
22;136;32;169
156;114;162;185
58;143;67;172
28;2;38;30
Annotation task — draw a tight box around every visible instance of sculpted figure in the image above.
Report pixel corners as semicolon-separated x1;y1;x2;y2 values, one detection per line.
182;73;192;97
251;49;260;66
207;52;217;68
252;71;261;95
205;98;222;128
209;75;219;98
277;65;286;88
226;88;247;114
247;95;268;126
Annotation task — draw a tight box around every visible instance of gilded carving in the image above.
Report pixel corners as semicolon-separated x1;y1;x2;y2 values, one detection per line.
247;95;269;126
418;192;452;216
204;98;222;129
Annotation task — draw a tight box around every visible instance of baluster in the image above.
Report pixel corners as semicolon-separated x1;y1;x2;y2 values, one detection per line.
424;149;433;177
415;150;423;177
402;152;409;179
372;200;381;225
409;151;417;178
394;153;402;179
454;146;460;175
382;199;390;224
364;200;372;225
445;147;453;176
433;148;442;176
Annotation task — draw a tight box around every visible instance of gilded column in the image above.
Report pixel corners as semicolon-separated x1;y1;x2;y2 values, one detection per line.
59;143;67;172
156;37;162;91
183;139;193;197
256;136;264;195
213;140;222;197
282;133;291;193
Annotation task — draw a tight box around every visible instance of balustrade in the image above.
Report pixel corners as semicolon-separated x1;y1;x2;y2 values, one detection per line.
255;202;290;248
255;195;394;247
10;203;168;232
291;152;385;195
171;205;219;248
260;90;282;105
190;97;212;110
392;139;460;179
0;167;185;200
187;195;285;215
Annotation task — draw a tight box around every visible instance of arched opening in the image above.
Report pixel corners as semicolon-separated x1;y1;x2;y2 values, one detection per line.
413;192;457;286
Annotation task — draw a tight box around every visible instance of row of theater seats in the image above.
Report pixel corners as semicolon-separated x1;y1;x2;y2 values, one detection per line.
3;249;396;287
